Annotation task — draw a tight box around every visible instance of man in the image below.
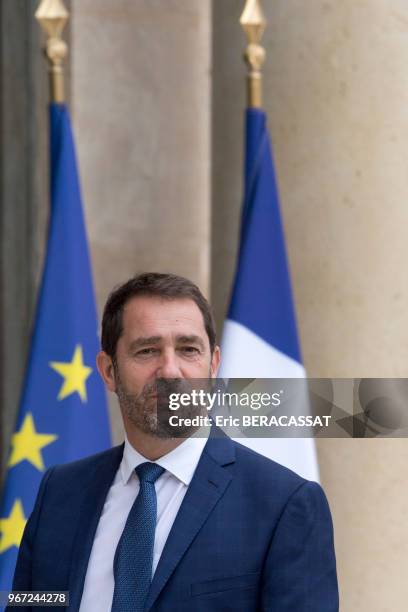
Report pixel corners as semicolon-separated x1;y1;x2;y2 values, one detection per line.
11;272;338;611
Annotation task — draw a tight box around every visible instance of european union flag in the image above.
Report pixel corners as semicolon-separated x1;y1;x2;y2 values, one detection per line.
219;108;318;480
0;104;111;597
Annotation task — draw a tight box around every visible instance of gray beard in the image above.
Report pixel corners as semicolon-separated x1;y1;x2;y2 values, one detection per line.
115;372;210;439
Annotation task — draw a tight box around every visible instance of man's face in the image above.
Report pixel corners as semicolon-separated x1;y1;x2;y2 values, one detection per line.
97;295;220;437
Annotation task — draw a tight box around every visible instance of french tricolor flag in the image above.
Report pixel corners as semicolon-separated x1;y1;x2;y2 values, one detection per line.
219;108;319;481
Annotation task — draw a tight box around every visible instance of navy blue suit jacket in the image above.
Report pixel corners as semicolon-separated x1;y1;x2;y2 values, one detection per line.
11;433;338;611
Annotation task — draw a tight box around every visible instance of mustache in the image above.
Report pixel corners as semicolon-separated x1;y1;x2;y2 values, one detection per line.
139;378;188;399
156;378;187;394
152;378;216;396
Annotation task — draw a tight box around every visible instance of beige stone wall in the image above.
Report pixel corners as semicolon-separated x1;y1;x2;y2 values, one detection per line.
264;0;408;380
71;1;408;610
263;2;408;609
71;0;212;308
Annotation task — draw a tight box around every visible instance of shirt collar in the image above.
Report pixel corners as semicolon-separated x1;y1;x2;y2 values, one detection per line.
120;427;210;486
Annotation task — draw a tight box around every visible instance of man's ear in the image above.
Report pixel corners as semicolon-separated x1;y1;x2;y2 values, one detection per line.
96;351;117;392
210;346;221;378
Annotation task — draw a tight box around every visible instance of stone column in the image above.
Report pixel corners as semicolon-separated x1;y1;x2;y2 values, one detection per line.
71;0;212;301
0;0;49;478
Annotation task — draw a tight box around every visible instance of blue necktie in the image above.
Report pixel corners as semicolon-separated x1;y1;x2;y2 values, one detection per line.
111;462;165;612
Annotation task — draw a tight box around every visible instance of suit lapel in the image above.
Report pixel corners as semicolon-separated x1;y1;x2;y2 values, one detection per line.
144;433;235;611
68;445;124;611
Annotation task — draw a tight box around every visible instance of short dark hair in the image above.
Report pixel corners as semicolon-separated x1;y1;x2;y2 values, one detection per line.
101;272;217;357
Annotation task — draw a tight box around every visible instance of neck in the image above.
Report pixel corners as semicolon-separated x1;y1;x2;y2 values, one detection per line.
124;424;185;460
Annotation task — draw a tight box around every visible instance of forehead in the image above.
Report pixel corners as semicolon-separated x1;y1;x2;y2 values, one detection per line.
121;295;207;339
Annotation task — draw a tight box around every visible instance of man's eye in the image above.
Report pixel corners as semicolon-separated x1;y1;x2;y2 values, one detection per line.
136;348;157;356
180;346;200;354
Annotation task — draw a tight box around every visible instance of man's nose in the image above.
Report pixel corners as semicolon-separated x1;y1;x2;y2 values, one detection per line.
156;350;182;378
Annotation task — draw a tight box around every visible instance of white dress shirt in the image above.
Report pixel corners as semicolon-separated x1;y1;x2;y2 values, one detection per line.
79;432;208;612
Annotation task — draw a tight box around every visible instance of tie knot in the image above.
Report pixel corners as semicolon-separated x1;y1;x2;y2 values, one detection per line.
135;462;165;484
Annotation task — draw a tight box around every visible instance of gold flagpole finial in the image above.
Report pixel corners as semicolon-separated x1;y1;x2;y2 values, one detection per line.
35;0;69;103
240;0;267;108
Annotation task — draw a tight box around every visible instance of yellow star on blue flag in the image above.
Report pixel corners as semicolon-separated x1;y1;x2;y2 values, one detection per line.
8;414;58;472
0;501;27;555
50;344;92;402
